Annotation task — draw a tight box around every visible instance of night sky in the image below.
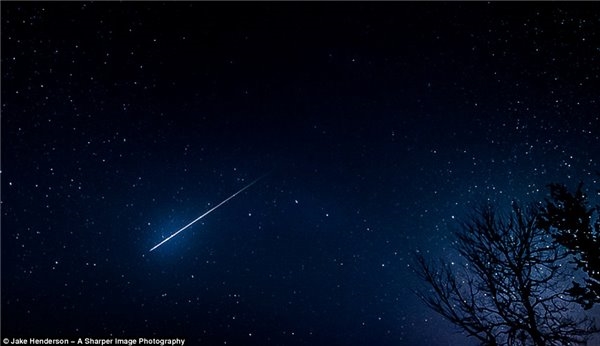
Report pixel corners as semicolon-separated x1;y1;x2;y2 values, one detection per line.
2;3;600;345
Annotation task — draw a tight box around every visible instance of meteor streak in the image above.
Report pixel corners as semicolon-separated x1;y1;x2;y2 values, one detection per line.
149;175;266;252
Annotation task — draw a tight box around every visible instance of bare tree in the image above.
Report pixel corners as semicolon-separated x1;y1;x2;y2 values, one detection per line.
414;203;597;345
538;182;600;310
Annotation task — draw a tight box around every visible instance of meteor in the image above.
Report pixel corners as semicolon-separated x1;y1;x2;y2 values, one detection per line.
149;175;266;252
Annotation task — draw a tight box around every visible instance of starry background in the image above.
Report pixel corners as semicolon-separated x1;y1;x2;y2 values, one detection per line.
2;3;600;345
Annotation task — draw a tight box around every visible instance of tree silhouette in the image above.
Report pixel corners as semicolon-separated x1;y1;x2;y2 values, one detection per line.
538;182;600;310
414;203;597;346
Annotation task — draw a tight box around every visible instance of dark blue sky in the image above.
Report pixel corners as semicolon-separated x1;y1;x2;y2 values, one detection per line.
2;3;599;345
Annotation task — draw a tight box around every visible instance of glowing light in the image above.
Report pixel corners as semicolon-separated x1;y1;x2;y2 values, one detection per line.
149;175;266;252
